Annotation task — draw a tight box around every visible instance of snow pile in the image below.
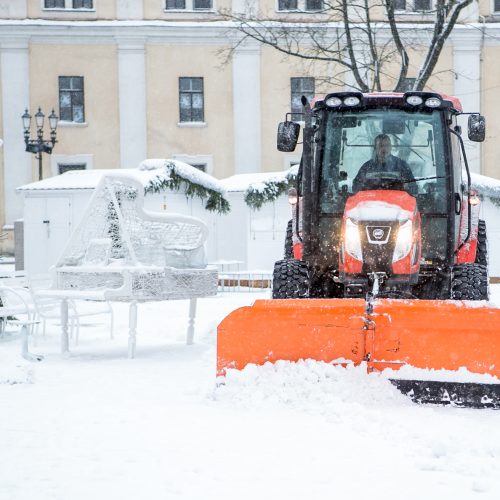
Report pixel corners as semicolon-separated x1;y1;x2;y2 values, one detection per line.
214;360;409;411
383;365;500;384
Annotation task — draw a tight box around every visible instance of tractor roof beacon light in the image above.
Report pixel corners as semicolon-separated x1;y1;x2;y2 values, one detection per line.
325;96;342;107
406;95;423;106
425;97;442;108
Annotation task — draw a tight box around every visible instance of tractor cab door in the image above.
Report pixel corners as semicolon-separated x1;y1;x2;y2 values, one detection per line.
448;115;467;253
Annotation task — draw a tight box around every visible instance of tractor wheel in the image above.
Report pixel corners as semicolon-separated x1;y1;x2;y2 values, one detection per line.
475;219;488;266
284;220;293;259
272;259;310;299
451;264;489;301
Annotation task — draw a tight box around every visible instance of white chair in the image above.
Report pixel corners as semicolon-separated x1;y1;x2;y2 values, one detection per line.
0;285;43;361
0;285;33;334
27;275;114;345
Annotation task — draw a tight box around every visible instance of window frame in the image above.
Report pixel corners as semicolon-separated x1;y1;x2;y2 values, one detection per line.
394;0;433;12
291;77;315;121
172;154;213;174
165;0;214;11
59;76;85;124
493;0;500;14
43;0;94;10
57;163;87;175
277;0;324;12
178;77;205;124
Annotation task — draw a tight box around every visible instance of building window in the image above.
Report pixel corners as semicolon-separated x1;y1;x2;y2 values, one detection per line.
305;0;323;10
166;0;185;8
72;0;93;8
278;0;298;10
179;77;204;123
165;0;213;10
59;76;85;123
44;0;93;8
193;0;212;9
58;163;86;174
190;164;207;172
399;77;416;91
495;0;500;13
278;0;323;10
291;77;315;121
44;0;65;7
394;0;432;11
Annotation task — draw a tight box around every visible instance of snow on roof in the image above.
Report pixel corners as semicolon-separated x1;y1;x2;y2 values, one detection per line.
17;169;116;191
220;165;298;193
471;172;500;200
16;159;226;194
139;159;225;194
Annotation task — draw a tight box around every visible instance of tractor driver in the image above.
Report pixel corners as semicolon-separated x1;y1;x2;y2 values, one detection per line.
352;134;417;196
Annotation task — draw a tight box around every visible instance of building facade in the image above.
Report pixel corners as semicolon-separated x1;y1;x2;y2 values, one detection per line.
0;0;500;252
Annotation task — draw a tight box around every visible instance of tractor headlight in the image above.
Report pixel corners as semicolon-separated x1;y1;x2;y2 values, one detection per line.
345;218;362;261
393;220;413;262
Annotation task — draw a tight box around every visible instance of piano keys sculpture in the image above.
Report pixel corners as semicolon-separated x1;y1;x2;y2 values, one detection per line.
40;172;218;357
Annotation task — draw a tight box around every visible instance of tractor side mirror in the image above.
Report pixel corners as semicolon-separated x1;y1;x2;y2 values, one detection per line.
277;121;300;152
468;114;485;142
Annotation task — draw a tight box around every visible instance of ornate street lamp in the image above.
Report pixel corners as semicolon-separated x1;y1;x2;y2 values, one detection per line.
22;107;58;181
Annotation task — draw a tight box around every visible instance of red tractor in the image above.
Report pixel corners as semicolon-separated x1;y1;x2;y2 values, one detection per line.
274;91;488;301
217;92;500;408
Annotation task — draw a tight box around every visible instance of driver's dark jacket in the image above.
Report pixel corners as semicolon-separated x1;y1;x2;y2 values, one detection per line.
353;154;417;195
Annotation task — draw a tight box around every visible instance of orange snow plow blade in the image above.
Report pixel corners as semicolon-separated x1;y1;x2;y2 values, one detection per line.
217;299;500;408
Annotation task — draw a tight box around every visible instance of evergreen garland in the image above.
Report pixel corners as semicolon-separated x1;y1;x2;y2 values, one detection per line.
244;172;297;210
144;162;230;214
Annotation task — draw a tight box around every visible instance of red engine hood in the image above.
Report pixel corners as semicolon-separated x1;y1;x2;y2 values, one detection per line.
344;190;418;222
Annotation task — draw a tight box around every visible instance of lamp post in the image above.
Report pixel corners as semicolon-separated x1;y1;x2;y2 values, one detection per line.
22;107;58;181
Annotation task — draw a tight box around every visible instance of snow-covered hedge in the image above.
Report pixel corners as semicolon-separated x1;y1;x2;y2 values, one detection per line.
141;159;230;214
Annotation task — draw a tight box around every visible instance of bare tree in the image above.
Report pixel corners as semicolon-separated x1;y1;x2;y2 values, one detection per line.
220;0;475;92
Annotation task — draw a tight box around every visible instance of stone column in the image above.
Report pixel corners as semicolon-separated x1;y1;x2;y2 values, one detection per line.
116;0;143;20
1;38;31;226
117;38;147;169
232;43;261;174
452;32;482;174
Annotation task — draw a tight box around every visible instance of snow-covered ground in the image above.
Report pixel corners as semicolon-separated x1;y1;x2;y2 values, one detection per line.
1;287;500;500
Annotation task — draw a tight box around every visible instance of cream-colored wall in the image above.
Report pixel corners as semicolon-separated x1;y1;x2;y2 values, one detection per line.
146;44;234;179
380;45;454;95
423;47;454;95
29;44;120;176
28;0;115;19
479;0;499;17
481;46;500;179
260;47;343;173
143;0;231;19
0;0;27;18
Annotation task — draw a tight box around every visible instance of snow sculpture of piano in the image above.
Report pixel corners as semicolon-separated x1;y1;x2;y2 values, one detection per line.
39;172;218;357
